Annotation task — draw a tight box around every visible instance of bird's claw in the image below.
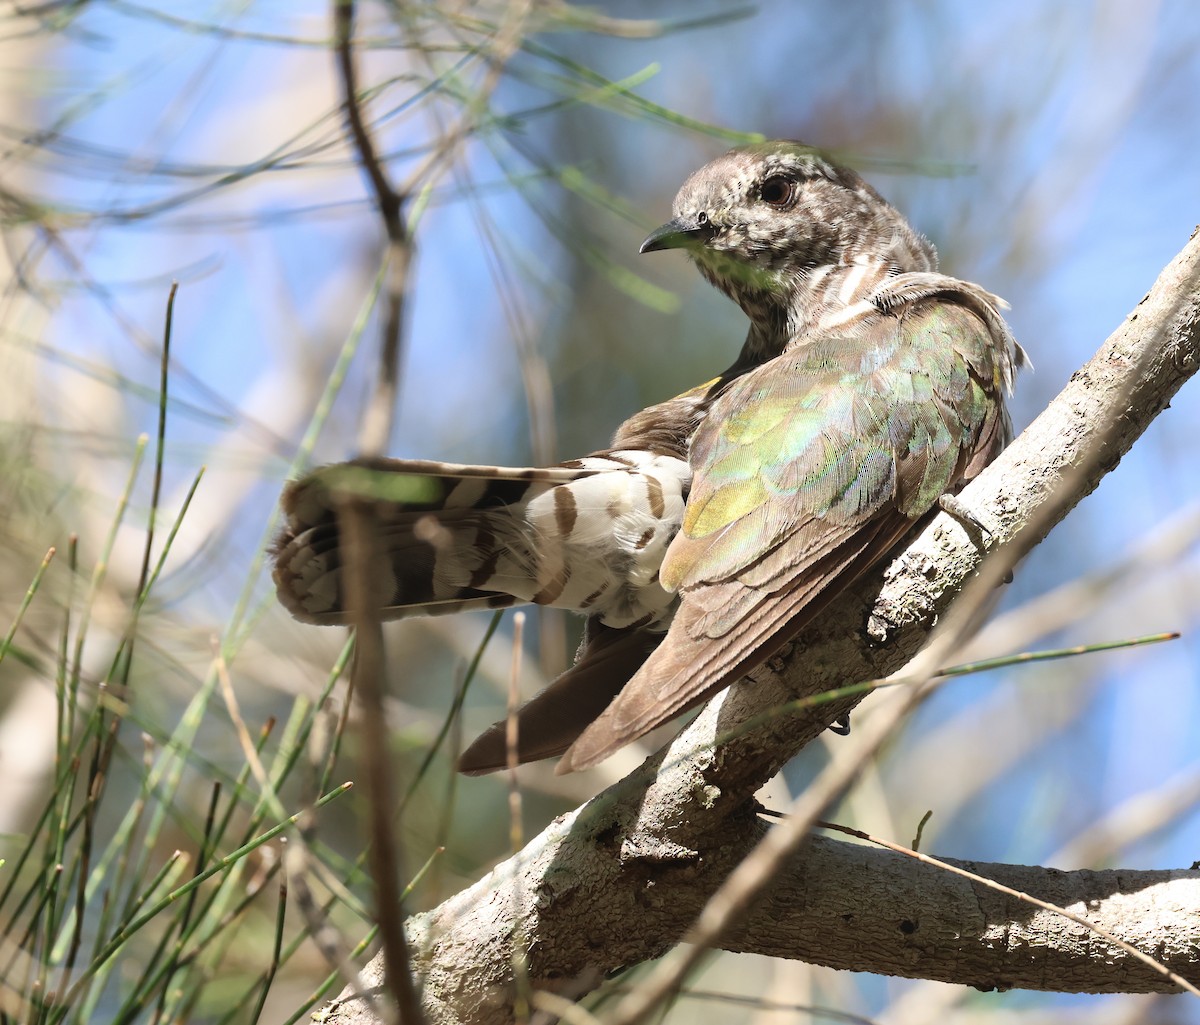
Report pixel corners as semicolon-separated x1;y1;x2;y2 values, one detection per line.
938;493;993;544
938;494;1014;583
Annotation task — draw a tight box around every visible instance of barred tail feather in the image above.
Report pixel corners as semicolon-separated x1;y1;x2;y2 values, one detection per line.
272;452;688;631
272;458;590;625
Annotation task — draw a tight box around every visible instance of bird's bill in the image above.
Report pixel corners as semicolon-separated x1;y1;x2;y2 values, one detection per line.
639;215;712;254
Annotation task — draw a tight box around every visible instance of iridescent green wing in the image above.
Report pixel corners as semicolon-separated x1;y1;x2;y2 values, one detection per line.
661;299;1004;599
559;298;1010;772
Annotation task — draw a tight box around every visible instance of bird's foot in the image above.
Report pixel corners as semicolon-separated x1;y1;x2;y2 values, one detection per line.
938;493;993;544
938;494;1013;584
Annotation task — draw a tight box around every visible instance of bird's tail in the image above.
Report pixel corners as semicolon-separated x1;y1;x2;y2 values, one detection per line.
272;452;686;630
272;457;596;625
456;620;662;774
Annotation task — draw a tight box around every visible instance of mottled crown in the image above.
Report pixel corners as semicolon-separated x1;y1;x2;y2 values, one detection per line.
659;141;937;323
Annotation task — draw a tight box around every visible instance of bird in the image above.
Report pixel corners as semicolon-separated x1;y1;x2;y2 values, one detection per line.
272;140;1026;775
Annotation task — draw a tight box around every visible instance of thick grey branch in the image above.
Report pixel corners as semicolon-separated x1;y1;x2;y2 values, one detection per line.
325;227;1200;1024
329;825;1200;1025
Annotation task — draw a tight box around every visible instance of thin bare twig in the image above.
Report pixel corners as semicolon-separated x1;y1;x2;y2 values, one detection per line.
399;2;534;202
334;0;411;458
505;612;527;854
333;3;422;1022
504;611;531;1020
958;499;1200;665
337;496;418;1025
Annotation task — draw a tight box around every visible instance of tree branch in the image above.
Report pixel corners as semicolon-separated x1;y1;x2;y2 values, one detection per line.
334;833;1198;1025
322;227;1200;1024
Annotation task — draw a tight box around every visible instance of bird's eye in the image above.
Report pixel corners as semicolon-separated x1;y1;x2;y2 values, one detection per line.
759;176;795;208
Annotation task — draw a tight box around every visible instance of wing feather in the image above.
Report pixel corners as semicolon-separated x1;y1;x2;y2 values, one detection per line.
458;621;661;774
561;296;1015;771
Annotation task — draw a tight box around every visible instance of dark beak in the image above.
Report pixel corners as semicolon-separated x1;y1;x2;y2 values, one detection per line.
639;215;713;254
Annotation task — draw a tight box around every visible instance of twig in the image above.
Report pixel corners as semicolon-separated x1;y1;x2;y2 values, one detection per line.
399;2;534;203
505;612;527;854
504;612;531;1019
337;494;417;1025
332;3;422;1022
528;992;603;1025
334;0;411;458
958;500;1200;666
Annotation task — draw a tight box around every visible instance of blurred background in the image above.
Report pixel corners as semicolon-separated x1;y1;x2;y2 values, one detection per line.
0;1;1197;1022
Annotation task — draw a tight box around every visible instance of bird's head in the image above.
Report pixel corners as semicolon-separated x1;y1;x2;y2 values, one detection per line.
641;141;936;336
